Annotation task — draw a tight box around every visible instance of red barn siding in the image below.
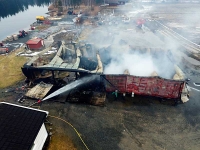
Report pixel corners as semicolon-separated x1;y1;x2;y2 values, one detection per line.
104;75;184;99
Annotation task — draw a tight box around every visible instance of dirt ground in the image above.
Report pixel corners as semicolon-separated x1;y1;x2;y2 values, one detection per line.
1;3;200;150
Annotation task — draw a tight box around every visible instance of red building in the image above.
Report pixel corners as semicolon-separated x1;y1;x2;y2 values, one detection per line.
26;38;44;50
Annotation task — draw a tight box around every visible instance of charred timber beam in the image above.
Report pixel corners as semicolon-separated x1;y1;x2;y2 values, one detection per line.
51;70;55;84
22;66;91;73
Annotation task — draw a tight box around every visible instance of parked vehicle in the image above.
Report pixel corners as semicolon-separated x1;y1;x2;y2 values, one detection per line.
137;18;145;28
68;8;74;15
36;16;45;21
0;42;3;47
0;48;9;54
18;30;28;38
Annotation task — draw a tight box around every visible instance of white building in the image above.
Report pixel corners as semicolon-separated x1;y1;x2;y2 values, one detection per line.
0;102;49;150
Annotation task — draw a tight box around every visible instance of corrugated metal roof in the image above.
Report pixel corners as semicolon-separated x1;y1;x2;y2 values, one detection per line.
26;38;42;45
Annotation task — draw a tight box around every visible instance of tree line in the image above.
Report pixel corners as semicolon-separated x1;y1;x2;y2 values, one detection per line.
0;0;105;18
52;0;104;8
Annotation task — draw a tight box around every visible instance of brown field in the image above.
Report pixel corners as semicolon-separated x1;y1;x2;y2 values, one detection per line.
0;49;27;88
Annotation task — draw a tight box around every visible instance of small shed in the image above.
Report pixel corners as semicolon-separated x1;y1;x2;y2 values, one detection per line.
0;102;49;150
26;38;44;50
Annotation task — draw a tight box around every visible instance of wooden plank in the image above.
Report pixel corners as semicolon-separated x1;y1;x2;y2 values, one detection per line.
25;82;53;99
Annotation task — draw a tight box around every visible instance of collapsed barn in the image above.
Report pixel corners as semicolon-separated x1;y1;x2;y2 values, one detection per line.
22;41;103;82
22;41;189;105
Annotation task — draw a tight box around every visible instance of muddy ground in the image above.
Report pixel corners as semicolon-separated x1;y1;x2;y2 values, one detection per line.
1;3;200;150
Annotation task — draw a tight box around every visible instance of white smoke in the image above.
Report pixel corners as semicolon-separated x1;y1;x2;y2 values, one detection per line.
84;4;183;79
104;52;156;76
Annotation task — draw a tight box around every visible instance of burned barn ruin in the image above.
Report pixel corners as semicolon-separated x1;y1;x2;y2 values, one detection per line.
21;39;189;106
22;41;103;82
